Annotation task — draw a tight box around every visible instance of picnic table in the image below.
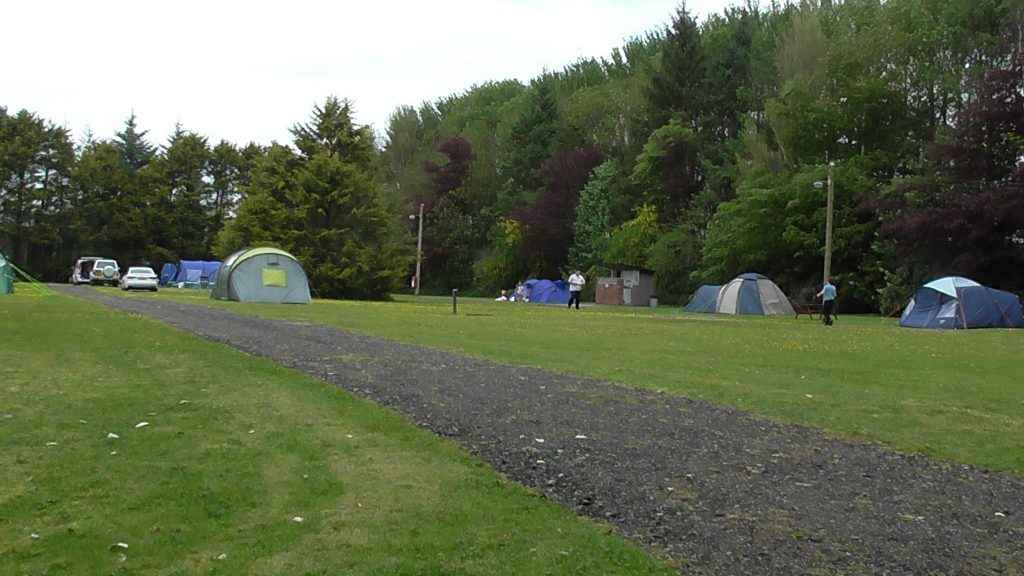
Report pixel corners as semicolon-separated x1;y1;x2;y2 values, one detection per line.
793;302;823;320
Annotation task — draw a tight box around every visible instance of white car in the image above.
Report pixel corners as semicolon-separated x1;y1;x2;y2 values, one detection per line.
119;266;159;291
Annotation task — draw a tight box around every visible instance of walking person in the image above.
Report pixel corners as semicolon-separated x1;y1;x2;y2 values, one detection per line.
817;277;837;326
567;269;585;310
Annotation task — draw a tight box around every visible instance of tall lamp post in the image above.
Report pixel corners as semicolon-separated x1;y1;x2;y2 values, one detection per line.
813;161;836;285
410;202;424;296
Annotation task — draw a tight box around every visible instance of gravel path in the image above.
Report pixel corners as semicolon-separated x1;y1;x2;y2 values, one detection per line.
55;286;1023;575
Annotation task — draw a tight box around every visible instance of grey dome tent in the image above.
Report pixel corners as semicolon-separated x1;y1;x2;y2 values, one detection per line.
715;273;795;315
211;247;311;304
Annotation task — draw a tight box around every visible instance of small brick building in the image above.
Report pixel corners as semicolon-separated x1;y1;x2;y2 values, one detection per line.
595;265;656;306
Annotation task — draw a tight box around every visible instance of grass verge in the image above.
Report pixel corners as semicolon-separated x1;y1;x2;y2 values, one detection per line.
0;292;676;575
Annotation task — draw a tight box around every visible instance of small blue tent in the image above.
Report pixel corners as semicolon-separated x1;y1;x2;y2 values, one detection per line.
158;263;177;286
899;276;1024;329
173;260;221;288
523;279;570;305
683;285;722;313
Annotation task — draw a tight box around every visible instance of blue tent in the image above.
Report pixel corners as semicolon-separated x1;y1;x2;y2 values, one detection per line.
523;279;570;305
900;276;1024;329
158;263;177;286
683;285;722;313
173;260;221;288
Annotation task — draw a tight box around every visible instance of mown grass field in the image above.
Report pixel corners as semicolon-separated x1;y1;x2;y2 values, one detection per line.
146;287;1023;477
0;292;677;575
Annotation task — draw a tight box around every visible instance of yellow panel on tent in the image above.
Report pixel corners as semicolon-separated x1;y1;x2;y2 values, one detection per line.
262;268;287;287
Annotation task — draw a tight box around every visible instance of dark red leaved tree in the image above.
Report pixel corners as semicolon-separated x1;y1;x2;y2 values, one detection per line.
878;43;1024;290
515;146;604;277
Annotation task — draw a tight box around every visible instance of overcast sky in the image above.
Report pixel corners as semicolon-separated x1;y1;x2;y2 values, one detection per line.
4;0;736;147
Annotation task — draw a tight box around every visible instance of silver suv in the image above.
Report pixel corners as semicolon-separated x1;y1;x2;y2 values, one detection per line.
70;257;120;286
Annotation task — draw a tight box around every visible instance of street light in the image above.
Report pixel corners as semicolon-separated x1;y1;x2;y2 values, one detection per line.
408;202;424;295
813;161;836;285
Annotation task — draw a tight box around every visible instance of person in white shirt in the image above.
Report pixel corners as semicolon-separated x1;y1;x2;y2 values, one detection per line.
567;270;585;309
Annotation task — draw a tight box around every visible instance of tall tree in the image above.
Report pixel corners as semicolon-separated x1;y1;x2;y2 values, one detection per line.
645;5;706;129
214;143;301;255
207;140;251;243
291;97;376;168
631;119;703;220
422;136;478;290
0;108;74;273
115;113;156;172
702;160;882;308
569;160;618;272
603;203;660;268
500;82;559;203
74;140;150;266
516;146;604;277
223;97;407;299
878;34;1024;291
153;125;212;259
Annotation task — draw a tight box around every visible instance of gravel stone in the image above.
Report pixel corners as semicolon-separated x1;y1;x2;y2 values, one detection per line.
55;285;1023;575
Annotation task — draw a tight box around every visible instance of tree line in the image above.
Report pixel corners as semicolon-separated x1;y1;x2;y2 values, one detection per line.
3;0;1022;308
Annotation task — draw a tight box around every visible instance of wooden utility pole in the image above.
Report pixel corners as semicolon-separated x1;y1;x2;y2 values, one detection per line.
823;161;835;285
415;202;423;295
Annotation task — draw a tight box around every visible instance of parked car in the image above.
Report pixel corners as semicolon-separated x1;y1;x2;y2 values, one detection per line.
69;256;103;285
119;266;159;291
88;258;121;286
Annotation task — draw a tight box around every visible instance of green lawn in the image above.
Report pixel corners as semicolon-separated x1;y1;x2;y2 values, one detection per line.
144;288;1023;476
0;292;676;575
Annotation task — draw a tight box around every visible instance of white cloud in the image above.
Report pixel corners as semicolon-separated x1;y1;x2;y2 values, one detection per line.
2;0;733;146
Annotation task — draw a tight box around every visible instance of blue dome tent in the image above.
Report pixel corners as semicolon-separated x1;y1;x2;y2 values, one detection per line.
158;263;177;286
173;260;221;288
899;276;1024;329
522;279;570;305
683;284;722;313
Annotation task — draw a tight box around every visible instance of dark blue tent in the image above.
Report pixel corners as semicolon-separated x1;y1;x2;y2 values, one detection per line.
683;285;721;313
900;276;1024;329
173;260;221;288
523;279;570;305
158;263;177;286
